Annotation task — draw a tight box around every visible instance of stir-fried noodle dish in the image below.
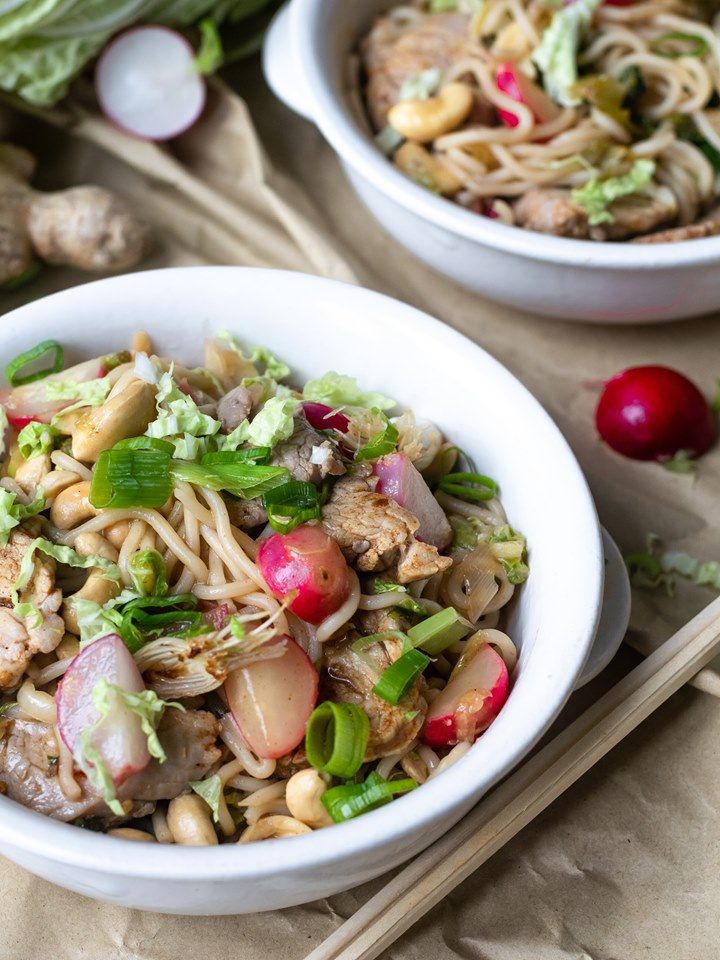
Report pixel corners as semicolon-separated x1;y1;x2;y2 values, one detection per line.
0;333;526;845
361;0;720;241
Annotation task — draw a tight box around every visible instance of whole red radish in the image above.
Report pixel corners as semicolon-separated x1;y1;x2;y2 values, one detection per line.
595;365;716;462
56;634;152;788
258;524;351;624
225;636;318;759
422;644;509;748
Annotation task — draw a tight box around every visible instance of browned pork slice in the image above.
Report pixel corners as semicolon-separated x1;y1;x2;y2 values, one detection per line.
633;206;720;243
362;12;470;129
225;495;268;531
270;417;346;485
321;474;452;584
514;187;677;240
356;606;411;637
0;529;64;690
0;710;220;822
323;636;427;760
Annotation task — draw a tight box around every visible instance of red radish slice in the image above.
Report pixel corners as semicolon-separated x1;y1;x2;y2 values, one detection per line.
495;63;561;128
258;525;352;625
56;634;152;788
374;452;452;549
595;365;716;461
0;357;104;429
96;26;206;141
422;644;509;748
224;636;319;759
302;401;350;433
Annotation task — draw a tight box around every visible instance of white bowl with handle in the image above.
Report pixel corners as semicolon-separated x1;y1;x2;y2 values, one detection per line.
262;0;720;324
0;267;628;914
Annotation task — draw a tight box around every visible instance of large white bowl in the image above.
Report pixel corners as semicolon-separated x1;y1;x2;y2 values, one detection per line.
1;267;615;914
263;0;720;323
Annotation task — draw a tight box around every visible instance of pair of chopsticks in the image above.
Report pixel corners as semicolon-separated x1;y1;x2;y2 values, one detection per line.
306;595;720;960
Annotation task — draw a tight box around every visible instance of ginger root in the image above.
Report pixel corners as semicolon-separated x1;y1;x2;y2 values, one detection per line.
0;143;151;286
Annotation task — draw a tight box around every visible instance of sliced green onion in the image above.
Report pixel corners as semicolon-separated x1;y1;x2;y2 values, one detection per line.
202;447;271;465
169;461;290;500
119;593;201;652
305;701;370;778
351;630;408;653
114;436;175;454
6;340;64;387
395;596;430;617
651;31;708;59
90;448;173;509
372;648;430;705
371;578;406;594
407;606;471;656
100;350;132;372
127;550;168;597
437;471;498;502
262;480;321;534
355;415;399;463
321;770;418;824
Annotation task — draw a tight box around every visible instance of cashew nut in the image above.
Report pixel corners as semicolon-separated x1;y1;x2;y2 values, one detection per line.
50;480;96;530
285;769;333;828
107;828;157;842
387;83;474;143
238;815;312;843
394;142;462;196
14;453;51;496
104;520;132;551
40;469;82;505
167;795;219;846
62;533;120;635
72;379;157;463
131;330;153;355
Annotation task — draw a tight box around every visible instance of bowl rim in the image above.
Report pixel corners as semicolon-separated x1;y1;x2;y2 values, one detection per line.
287;0;720;270
0;266;603;880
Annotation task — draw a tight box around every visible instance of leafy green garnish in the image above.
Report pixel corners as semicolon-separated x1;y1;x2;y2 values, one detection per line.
17;421;60;460
190;774;223;824
662;451;696;475
500;557;530;584
0;488;45;547
194;17;223;74
303;372;394;412
355;413;399;462
571;159;656;226
532;0;603;106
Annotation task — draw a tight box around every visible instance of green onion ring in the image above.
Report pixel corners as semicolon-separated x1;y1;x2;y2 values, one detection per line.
5;340;64;387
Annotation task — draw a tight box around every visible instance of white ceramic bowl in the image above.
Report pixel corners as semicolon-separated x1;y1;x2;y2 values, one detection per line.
0;267;620;914
263;0;720;324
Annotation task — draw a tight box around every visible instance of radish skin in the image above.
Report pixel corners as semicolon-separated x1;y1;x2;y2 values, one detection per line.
56;634;152;787
374;453;452;549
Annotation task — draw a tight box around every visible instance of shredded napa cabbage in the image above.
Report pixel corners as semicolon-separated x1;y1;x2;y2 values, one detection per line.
532;0;603;106
219;394;299;450
146;369;221;459
399;67;442;101
302;372;395;412
571;159;656;225
0;488;45;547
46;376;111;419
17;421;59;460
190;774;224;823
217;332;290;381
0;406;8;459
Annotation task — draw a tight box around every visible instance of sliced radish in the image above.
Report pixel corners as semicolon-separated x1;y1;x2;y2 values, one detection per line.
422;643;509;748
495;63;561;128
374;453;452;549
0;357;104;429
56;634;152;787
224;636;319;759
95;26;206;141
302;402;350;433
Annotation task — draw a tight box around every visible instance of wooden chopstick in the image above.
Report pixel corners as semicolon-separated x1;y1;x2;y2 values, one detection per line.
306;595;720;960
624;632;720;696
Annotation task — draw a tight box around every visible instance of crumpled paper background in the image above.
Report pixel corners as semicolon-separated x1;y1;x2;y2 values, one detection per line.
2;61;720;960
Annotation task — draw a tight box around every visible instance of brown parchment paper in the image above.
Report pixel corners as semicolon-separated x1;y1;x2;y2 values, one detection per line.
3;63;720;960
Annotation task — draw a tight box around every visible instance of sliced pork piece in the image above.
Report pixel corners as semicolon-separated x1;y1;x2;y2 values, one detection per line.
225;495;268;530
321;473;451;584
356;606;411;636
514;186;677;240
633;206;720;243
217;382;267;432
270;417;346;484
0;529;64;690
362;12;470;129
323;636;426;760
0;709;220;822
120;709;221;800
